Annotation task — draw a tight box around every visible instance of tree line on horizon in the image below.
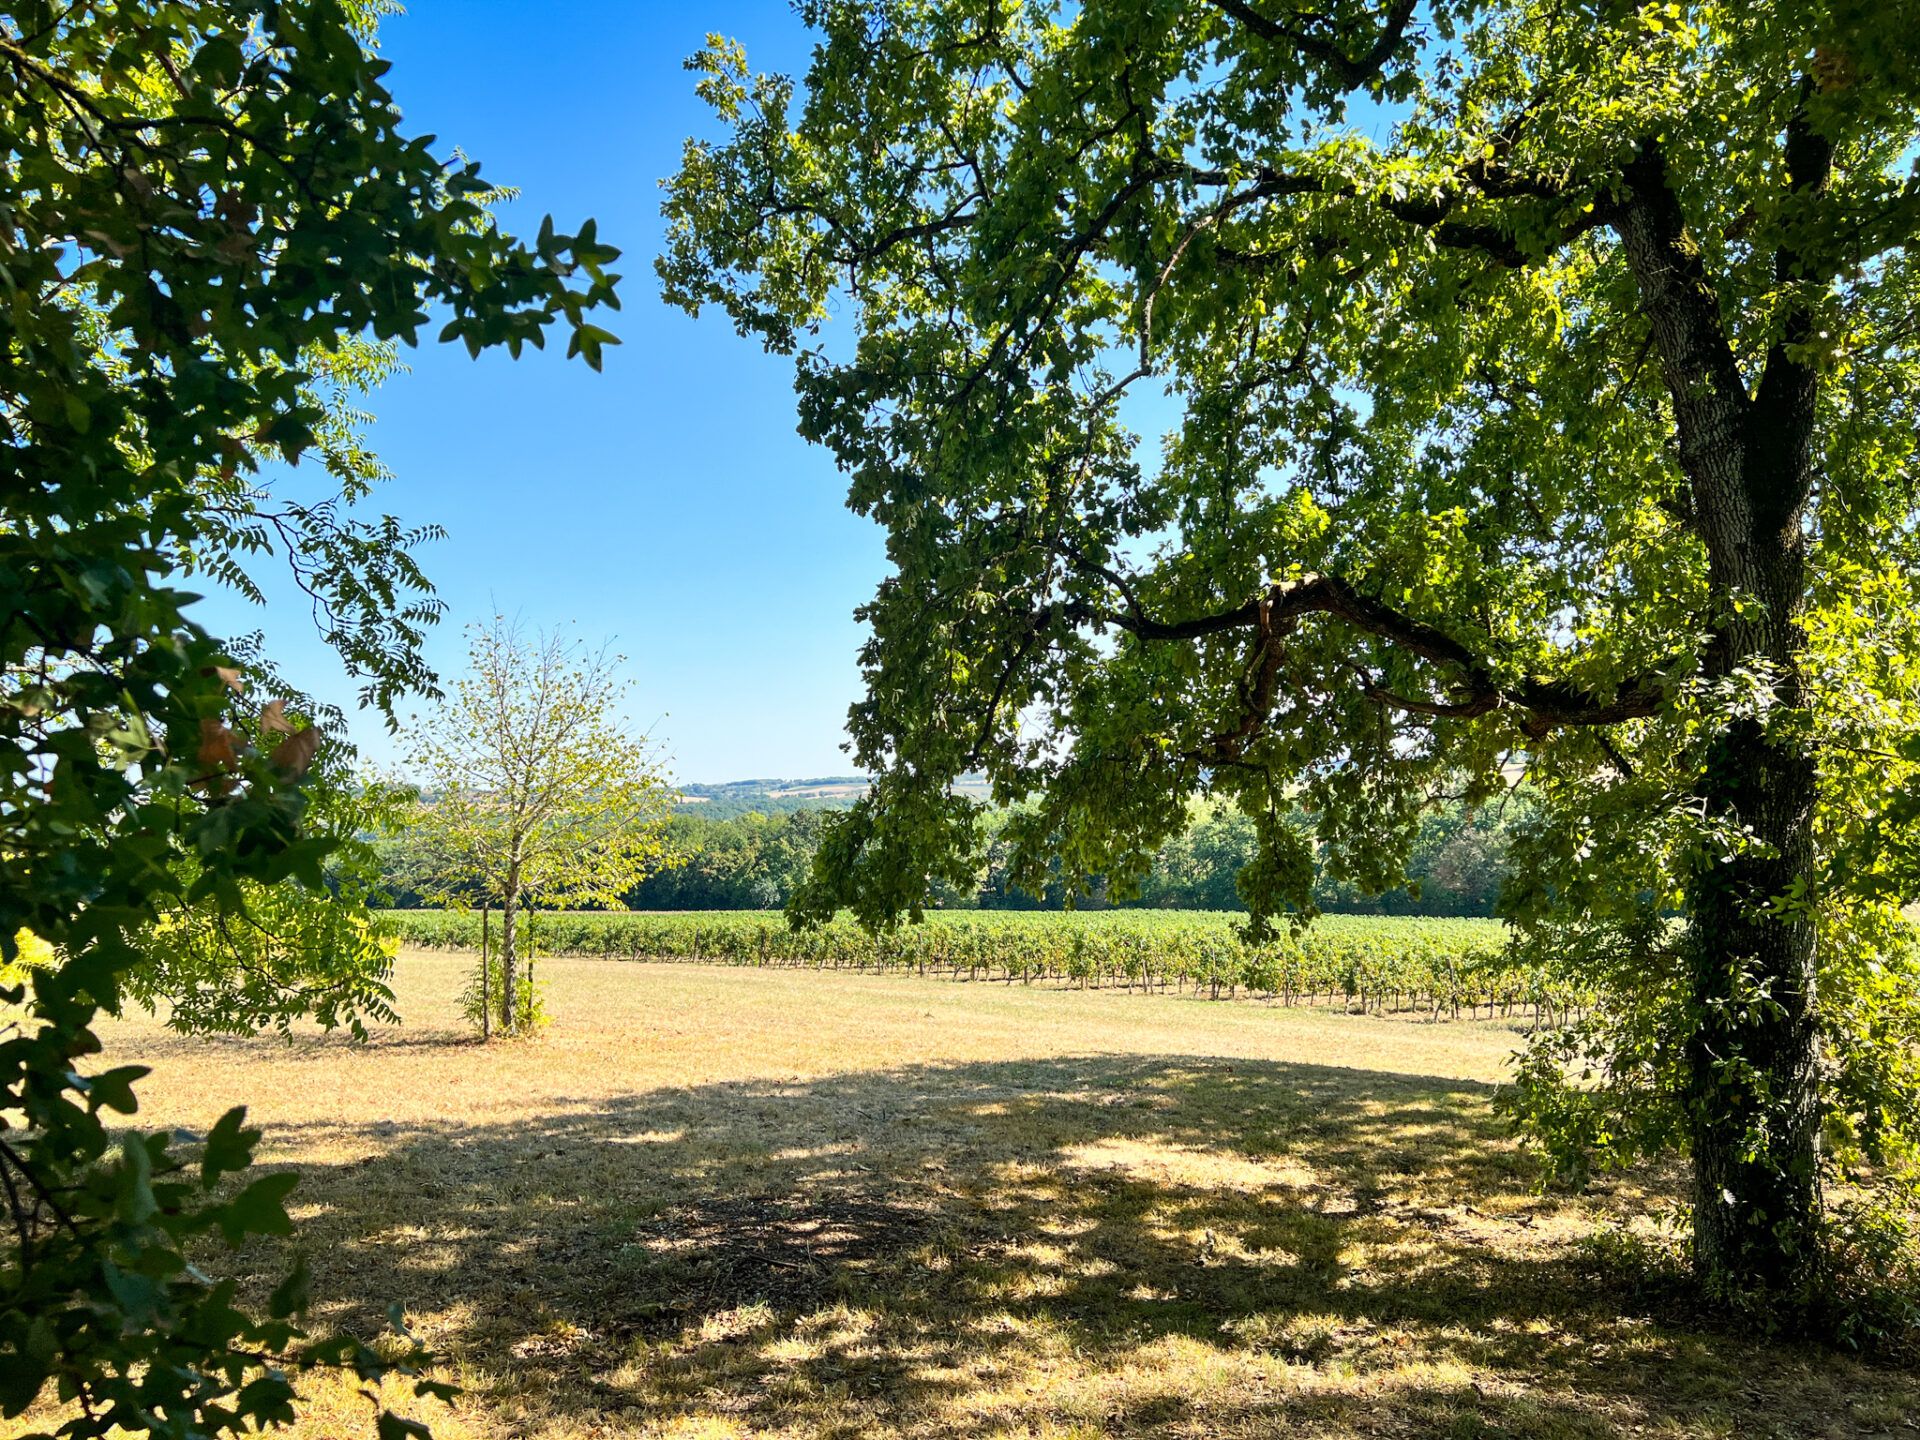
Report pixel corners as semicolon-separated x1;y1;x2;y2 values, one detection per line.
376;796;1519;919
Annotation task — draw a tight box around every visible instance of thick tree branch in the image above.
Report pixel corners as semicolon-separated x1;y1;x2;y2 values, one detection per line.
861;200;983;263
1167;157;1620;269
1205;0;1420;92
1613;139;1755;573
1079;572;1666;738
1208;597;1289;759
1749;88;1832;536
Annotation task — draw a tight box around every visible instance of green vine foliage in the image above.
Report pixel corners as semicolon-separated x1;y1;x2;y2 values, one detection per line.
0;0;618;1431
661;0;1920;1310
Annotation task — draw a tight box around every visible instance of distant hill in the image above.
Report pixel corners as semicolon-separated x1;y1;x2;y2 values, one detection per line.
676;774;992;819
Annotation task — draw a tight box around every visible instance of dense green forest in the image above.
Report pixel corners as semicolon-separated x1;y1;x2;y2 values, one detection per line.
382;796;1521;917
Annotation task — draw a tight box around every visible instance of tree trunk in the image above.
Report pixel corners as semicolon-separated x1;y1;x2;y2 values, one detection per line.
1682;356;1822;1301
1683;705;1821;1299
1617;131;1828;1302
499;890;518;1035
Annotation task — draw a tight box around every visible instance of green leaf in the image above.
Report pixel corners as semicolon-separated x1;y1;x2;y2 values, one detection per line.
203;1105;259;1186
194;35;245;89
0;1318;54;1416
218;1170;300;1245
85;1063;149;1115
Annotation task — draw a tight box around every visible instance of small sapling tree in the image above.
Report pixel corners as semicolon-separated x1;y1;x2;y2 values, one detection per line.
401;619;677;1034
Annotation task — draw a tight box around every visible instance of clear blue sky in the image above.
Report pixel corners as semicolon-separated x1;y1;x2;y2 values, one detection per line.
209;1;882;784
212;2;1397;786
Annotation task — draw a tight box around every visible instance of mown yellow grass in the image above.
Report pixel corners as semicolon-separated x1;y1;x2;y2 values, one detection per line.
18;951;1917;1439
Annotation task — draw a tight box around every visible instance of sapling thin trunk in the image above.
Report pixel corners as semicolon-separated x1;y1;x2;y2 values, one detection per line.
499;892;518;1035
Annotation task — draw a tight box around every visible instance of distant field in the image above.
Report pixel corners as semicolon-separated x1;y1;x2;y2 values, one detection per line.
383;909;1582;1022
38;952;1912;1440
671;774;993;816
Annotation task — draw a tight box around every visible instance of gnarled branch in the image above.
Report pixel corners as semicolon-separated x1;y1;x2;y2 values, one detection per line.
1205;0;1420;92
1079;572;1667;740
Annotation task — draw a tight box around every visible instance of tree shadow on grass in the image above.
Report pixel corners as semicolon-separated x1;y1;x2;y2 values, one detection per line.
253;1054;1909;1439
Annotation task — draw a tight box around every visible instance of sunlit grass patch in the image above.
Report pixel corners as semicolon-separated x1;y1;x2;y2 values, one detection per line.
9;950;1910;1440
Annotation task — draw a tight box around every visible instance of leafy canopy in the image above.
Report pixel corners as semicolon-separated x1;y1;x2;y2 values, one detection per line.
661;0;1920;1294
0;0;619;1430
399;620;678;917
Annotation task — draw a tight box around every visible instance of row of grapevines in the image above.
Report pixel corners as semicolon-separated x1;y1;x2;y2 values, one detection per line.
382;910;1592;1022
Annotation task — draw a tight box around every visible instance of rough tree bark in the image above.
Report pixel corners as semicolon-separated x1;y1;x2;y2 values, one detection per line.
1617;128;1827;1298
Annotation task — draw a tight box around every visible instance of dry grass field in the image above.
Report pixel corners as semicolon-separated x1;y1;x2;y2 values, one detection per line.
23;951;1919;1439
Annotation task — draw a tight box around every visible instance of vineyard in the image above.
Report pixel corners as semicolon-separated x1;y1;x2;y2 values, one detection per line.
383;909;1592;1022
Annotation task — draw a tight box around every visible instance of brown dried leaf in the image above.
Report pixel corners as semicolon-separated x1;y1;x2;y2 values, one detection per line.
197;718;238;770
271;726;320;779
209;664;245;694
1812;44;1856;93
258;698;293;736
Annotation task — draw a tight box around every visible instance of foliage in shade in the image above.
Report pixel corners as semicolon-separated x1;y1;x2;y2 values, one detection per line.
121;651;414;1039
621;810;829;911
0;0;618;1431
661;0;1920;1310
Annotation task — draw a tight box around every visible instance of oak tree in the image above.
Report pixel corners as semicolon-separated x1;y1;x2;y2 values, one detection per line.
662;0;1920;1309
